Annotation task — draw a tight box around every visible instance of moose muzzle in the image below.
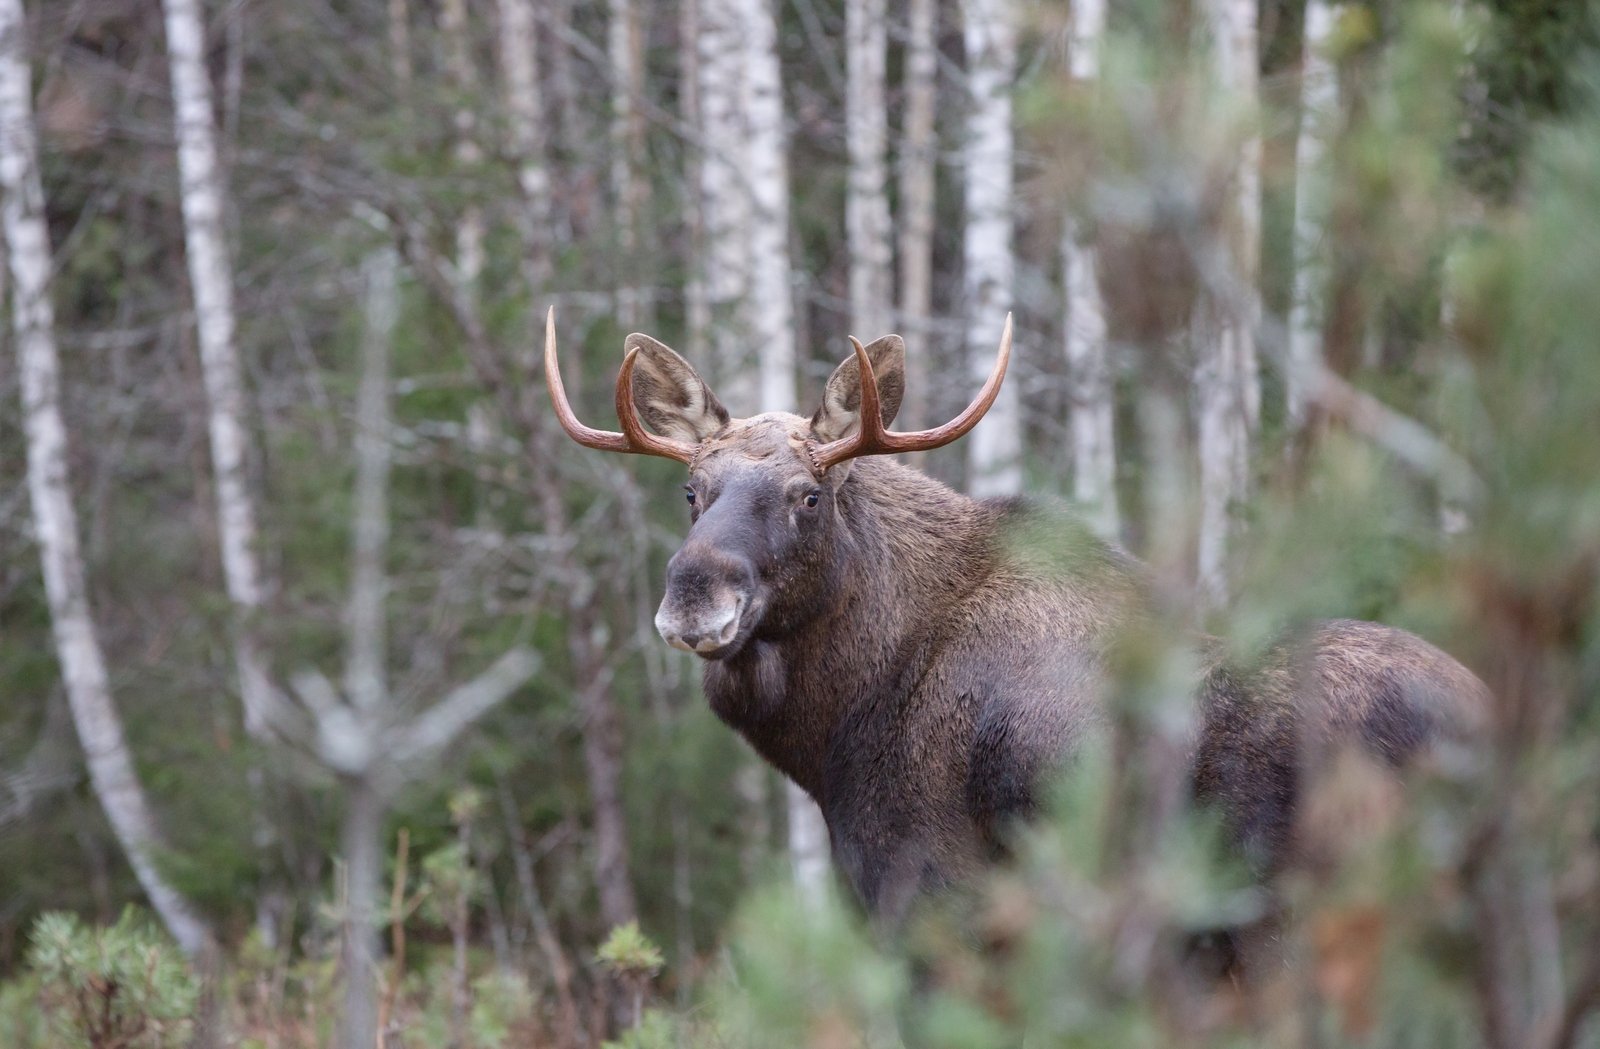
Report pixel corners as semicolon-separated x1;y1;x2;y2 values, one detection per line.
654;545;756;657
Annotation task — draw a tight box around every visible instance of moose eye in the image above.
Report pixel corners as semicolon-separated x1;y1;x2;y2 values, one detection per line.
803;490;820;509
684;487;696;506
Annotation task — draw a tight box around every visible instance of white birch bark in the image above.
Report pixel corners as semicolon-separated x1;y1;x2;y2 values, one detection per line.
1208;0;1263;432
160;0;278;740
962;0;1021;496
681;0;712;363
1;0;211;957
1194;296;1245;605
740;0;796;414
786;779;830;906
441;0;485;293
1286;0;1338;434
846;0;892;339
609;0;649;328
1063;0;1118;536
896;0;938;429
1195;0;1262;604
496;0;554;293
696;0;757;404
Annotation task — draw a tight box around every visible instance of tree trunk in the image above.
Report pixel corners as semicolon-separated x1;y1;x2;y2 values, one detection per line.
680;0;712;363
339;776;383;1049
346;247;397;714
846;0;891;339
495;0;555;297
741;0;796;414
1063;0;1118;537
1286;0;1338;435
962;0;1021;496
0;0;211;958
574;647;640;931
160;0;278;741
338;246;400;1049
696;0;755;401
786;780;830;904
897;0;938;429
609;0;650;329
496;0;640;947
441;0;485;295
1207;0;1263;432
1195;0;1262;604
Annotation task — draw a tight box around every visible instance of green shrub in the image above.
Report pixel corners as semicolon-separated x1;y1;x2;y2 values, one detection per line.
25;908;198;1049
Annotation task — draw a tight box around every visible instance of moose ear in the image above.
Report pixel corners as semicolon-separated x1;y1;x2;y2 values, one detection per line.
810;334;906;444
624;334;730;443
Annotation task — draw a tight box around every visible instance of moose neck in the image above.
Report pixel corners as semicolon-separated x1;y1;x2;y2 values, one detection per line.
701;457;1001;800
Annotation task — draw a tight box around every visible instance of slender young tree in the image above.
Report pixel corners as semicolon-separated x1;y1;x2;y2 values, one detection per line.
441;0;485;294
962;0;1021;496
1063;0;1118;537
1286;0;1339;435
681;0;712;363
495;0;642;938
1194;0;1262;603
1;0;212;958
297;249;537;1049
496;0;553;292
696;0;756;403
1208;0;1262;432
160;0;279;743
609;0;650;328
847;0;892;338
741;0;797;415
897;0;938;429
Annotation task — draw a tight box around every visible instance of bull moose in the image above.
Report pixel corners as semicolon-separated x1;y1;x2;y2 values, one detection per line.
544;308;1487;926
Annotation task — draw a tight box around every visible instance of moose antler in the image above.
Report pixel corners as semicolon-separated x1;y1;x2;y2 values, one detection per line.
811;313;1013;473
543;307;699;465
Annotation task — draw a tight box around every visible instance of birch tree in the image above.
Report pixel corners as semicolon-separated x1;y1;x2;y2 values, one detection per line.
496;0;642;938
496;0;553;293
160;0;279;742
962;0;1021;497
1286;0;1339;435
847;0;892;338
290;249;539;1049
742;0;797;415
0;0;211;957
610;0;650;328
1194;0;1262;603
441;0;485;294
1063;0;1118;537
897;0;938;429
694;0;796;411
696;0;754;403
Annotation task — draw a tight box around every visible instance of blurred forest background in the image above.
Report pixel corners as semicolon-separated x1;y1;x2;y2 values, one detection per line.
2;0;1600;1045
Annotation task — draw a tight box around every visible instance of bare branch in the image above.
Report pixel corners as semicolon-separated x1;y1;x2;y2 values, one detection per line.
388;647;539;768
1304;364;1483;505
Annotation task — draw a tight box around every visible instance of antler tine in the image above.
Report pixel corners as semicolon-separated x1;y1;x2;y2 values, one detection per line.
544;306;698;464
814;313;1013;472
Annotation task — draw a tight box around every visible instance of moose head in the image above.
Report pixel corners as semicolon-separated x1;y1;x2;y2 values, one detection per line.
543;308;1012;662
